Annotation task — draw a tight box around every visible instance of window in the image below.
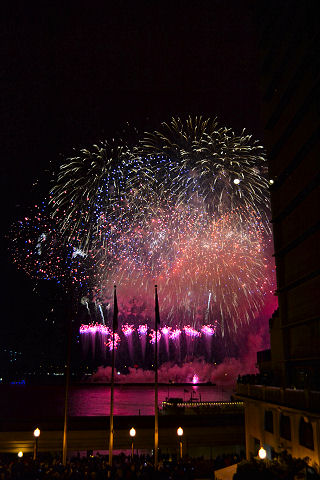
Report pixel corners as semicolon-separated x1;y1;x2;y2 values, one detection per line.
253;437;260;457
299;417;314;450
280;414;291;440
264;410;274;433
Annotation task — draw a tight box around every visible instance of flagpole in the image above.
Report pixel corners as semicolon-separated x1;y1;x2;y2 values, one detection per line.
154;285;159;470
108;329;115;470
62;301;73;465
109;285;118;474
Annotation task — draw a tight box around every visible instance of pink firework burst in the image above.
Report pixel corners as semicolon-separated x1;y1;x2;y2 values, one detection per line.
105;333;121;350
184;326;201;338
149;330;161;344
201;324;217;336
122;324;135;337
138;324;148;336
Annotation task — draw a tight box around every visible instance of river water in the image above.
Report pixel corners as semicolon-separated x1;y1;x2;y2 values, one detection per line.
2;384;233;418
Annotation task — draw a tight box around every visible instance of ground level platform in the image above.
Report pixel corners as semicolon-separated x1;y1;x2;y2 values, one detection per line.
0;414;245;458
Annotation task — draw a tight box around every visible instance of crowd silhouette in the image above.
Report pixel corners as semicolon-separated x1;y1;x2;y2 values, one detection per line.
0;451;244;479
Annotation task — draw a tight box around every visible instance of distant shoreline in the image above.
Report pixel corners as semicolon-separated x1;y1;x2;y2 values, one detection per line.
77;382;217;386
3;380;218;387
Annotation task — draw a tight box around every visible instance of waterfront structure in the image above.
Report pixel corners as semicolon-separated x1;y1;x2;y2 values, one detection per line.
236;2;320;466
0;414;245;459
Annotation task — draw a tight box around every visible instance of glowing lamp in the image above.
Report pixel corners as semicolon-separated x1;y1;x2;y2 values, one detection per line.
129;427;136;459
177;427;184;459
233;178;241;185
33;428;41;438
258;446;267;459
269;179;274;184
17;451;23;458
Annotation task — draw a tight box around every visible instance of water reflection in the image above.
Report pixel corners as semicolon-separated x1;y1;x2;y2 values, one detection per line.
1;384;231;419
70;385;231;416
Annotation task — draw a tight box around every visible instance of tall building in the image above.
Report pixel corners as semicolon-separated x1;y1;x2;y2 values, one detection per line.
236;1;320;466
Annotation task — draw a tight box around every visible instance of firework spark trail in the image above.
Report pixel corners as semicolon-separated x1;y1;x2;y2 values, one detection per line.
11;117;275;338
49;139;158;253
96;205;273;332
98;304;105;325
139;116;270;227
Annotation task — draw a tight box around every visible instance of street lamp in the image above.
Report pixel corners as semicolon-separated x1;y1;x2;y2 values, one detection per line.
129;427;136;460
17;451;23;458
33;428;40;460
258;446;267;459
177;427;183;460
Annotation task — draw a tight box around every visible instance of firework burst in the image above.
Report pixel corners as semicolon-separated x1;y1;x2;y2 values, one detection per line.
49;139;155;252
12;117;275;337
139;116;270;227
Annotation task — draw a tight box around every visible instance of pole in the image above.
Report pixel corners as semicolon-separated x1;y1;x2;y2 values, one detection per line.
109;285;118;474
131;440;134;460
155;322;159;469
108;329;115;471
33;437;38;461
154;317;159;469
62;302;73;465
179;440;183;460
154;285;160;470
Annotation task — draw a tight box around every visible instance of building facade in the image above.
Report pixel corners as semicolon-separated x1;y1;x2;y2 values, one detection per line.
236;1;320;467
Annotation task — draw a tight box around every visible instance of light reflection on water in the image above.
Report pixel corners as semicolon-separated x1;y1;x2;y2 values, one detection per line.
2;384;232;419
70;385;232;416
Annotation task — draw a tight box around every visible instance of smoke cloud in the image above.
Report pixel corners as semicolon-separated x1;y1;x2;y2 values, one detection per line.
91;324;267;386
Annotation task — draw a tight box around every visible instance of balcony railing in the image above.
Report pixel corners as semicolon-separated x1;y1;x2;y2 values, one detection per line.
236;383;320;413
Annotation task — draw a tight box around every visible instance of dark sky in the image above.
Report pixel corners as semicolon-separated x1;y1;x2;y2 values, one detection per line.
1;0;265;367
2;0;262;213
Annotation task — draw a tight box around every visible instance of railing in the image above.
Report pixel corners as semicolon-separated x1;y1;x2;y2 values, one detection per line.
236;384;320;413
161;400;244;415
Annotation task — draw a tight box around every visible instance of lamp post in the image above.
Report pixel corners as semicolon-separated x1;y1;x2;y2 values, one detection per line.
129;428;136;460
177;427;183;460
258;446;267;459
33;428;40;460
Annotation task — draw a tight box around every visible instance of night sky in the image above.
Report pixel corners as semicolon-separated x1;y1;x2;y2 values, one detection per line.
1;1;274;374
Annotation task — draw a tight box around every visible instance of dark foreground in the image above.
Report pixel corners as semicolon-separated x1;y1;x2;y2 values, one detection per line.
0;452;243;479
